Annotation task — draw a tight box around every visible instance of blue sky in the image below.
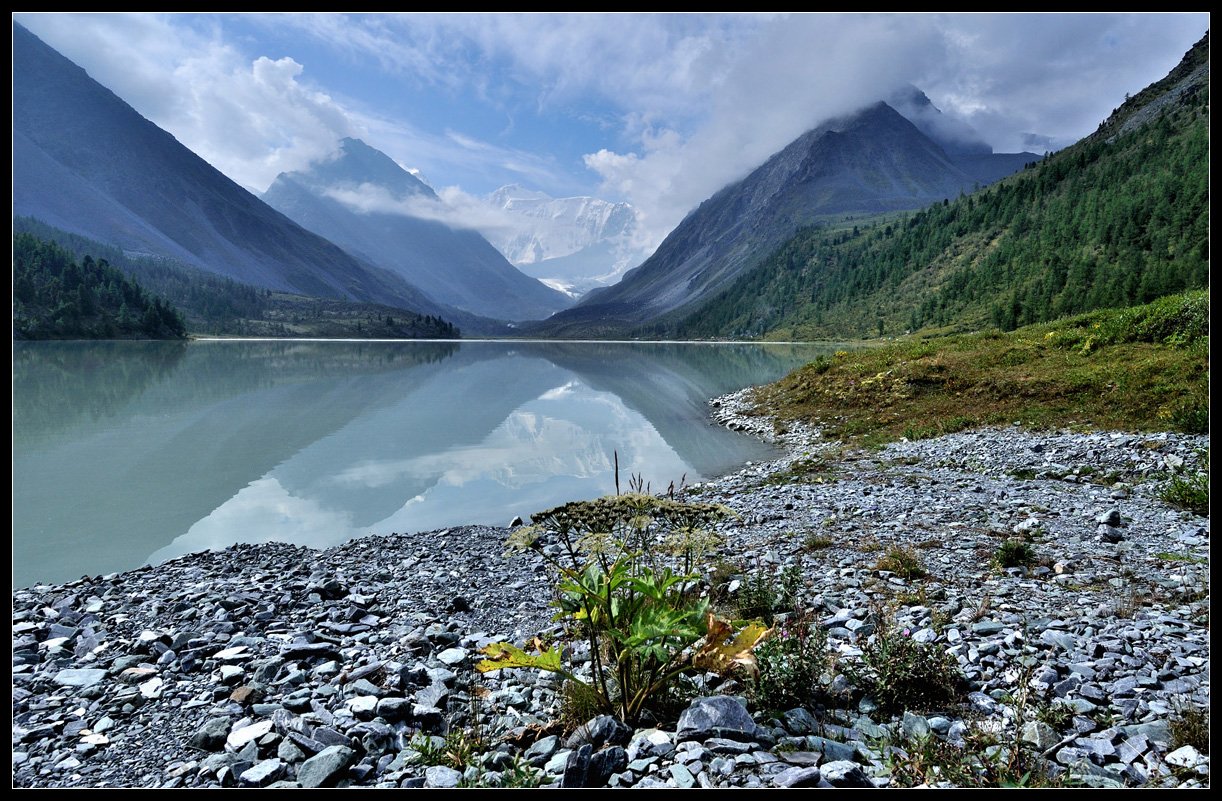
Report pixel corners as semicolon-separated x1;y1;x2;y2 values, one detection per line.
13;12;1209;250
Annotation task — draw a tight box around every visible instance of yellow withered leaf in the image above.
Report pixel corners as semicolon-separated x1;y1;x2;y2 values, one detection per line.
692;613;772;678
475;641;563;674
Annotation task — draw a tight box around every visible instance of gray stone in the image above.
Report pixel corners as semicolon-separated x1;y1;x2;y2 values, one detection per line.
425;765;463;788
226;719;273;750
1020;721;1059;752
927;716;952;735
705;737;753;755
435;647;466;666
628;728;674;759
189;717;232;752
669;763;696;788
239;759;283;787
853;716;886;740
902;712;930;741
277;739;305;763
783;707;819;735
773;766;822;788
53;668;108;688
561;744;593;788
807;736;856;763
297;745;355;788
375;696;411;721
676;696;759;742
566;715;633;750
524;734;560;766
1165;745;1204;769
820;760;874;788
544;749;571;775
1041;630;1078;651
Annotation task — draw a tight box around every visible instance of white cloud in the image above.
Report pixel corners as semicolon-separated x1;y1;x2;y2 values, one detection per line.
320;181;523;239
16;12;357;192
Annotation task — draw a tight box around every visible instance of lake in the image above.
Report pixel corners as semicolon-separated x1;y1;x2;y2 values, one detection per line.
12;339;840;588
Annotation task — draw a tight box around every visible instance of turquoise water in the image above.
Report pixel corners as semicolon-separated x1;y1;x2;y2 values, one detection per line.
12;339;838;587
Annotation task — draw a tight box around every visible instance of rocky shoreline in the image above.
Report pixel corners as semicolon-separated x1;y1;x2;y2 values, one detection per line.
12;388;1210;788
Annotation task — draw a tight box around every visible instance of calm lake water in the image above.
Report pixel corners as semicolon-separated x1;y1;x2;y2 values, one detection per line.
12;339;841;588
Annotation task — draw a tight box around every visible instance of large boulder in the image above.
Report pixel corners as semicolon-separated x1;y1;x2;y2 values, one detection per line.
676;696;761;743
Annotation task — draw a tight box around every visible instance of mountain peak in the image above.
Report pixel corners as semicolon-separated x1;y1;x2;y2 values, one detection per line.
278;138;436;201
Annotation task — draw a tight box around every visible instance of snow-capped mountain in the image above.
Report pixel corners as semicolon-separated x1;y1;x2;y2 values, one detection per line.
486;185;652;297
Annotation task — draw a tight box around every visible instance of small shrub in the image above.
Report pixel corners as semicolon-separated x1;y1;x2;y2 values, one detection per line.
1170;401;1209;434
1169;703;1210;754
751;607;829;714
994;539;1037;570
875;546;927;579
850;617;964;713
1160;449;1209;516
1037;700;1075;731
886;723;1062;788
903;424;940;441
738;563;804;625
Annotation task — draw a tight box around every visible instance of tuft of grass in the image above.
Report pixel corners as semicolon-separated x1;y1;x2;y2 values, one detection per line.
994;539;1038;570
737;563;805;625
761;455;838;486
875;546;927;579
1169;703;1210;754
1155;551;1208;564
803;531;834;552
754;292;1208;446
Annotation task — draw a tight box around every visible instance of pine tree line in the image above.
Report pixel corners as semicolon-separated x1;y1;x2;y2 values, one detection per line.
14;233;188;340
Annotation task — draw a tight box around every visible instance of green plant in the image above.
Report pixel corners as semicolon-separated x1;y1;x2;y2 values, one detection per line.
994;539;1037;570
750;607;829;713
1036;700;1075;731
850;615;964;713
737;563;804;625
1170;401;1209;434
887;667;1066;788
875;546;927;579
496;757;547;788
408;730;481;771
1155;551;1208;564
1169;702;1209;753
1160;449;1209;516
478;494;769;724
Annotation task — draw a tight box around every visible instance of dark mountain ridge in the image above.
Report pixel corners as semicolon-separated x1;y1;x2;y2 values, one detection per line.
11;24;445;319
532;98;1035;336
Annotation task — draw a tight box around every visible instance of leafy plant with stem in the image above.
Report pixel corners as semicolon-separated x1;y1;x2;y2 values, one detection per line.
478;494;770;724
750;605;829;714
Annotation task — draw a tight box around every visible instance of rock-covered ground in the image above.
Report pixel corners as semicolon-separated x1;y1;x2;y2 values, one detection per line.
12;389;1209;788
